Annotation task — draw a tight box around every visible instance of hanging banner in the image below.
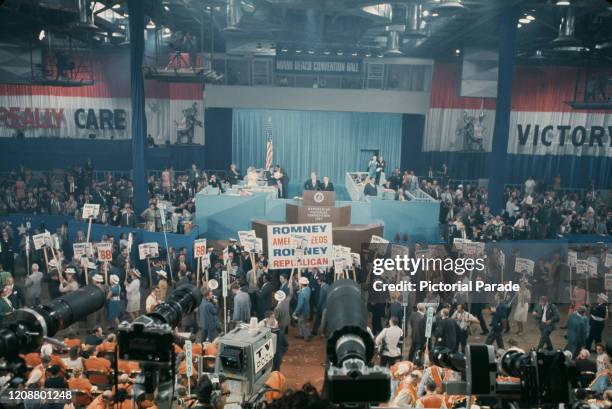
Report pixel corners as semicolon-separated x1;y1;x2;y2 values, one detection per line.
266;223;332;269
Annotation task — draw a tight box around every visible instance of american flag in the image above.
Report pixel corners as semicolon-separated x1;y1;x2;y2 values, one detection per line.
264;120;273;170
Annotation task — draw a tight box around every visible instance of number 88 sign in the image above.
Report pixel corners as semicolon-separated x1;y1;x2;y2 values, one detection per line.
194;239;207;259
97;243;113;262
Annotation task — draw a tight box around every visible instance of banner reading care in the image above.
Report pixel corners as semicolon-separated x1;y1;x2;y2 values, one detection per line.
266;223;332;269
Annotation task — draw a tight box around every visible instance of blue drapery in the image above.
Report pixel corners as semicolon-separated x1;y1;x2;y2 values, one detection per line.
128;0;148;214
487;6;519;213
232;109;403;184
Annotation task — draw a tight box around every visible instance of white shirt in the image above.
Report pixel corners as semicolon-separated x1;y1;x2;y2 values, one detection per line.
146;294;159;313
375;325;403;357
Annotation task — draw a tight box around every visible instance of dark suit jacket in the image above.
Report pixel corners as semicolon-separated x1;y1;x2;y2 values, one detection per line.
121;211;136;227
533;303;560;331
364;184;377;197
434;317;458;351
304;179;320;191
256;282;274;319
409;311;425;343
320;182;334;191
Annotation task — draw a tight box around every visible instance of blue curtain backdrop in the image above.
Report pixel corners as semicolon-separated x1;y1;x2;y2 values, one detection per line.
232;109;403;184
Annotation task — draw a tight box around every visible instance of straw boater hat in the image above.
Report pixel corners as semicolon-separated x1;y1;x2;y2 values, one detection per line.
110;275;120;285
274;290;286;302
92;274;104;283
131;269;141;278
87;261;97;270
64;268;76;275
207;279;219;290
299;277;309;286
156;270;167;279
598;293;608;303
229;238;237;243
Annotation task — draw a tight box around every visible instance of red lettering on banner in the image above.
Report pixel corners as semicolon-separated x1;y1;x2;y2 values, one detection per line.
51;108;64;128
23;108;34;128
272;237;290;246
9;107;20;128
310;236;328;244
0;107;8;127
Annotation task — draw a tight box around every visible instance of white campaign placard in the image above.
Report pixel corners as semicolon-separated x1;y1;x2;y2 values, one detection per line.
254;238;263;254
351;252;361;267
194;239;207;259
96;242;113;262
238;230;257;245
464;242;485;257
369;235;389;253
453;238;469;252
587;260;599;278
606;273;612;291
82;203;100;219
334;256;346;272
32;233;48;250
184;340;193;377
514;257;534;275
138;242;159;260
568;250;578;268
425;307;434;338
73;242;93;259
222;270;228;298
267;223;332;270
253;338;274;373
575;259;589;275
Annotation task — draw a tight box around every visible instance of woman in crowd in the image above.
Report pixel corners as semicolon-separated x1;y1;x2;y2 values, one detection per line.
107;274;122;329
512;280;531;335
125;269;141;320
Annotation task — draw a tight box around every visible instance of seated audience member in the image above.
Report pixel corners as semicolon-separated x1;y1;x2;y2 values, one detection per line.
363;177;378;197
63;346;84;371
83;347;112;375
68;367;94;394
85;327;104;346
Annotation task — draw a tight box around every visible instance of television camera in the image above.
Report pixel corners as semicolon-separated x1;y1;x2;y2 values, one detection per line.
430;344;577;408
117;284;202;409
323;279;390;405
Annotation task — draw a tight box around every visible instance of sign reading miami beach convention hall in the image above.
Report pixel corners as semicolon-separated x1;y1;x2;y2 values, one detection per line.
266;223;333;269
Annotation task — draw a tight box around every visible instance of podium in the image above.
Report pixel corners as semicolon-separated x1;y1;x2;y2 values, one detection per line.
286;191;350;225
252;190;383;253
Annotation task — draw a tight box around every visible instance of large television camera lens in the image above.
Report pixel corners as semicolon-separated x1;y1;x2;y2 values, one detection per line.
149;284;202;328
0;285;106;358
501;350;530;377
429;346;466;373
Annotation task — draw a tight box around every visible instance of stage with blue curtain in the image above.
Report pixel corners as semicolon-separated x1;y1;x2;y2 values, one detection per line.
231;108;403;184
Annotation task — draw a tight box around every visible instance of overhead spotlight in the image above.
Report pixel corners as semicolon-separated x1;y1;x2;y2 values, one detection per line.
146;20;156;29
351;51;358;56
206;6;211;10
307;49;315;55
118;24;126;29
430;0;466;17
555;0;570;5
162;27;171;38
163;5;170;11
337;51;343;56
38;30;46;41
112;3;120;9
431;12;439;17
281;47;288;52
422;9;430;17
517;23;522;28
295;49;302;54
323;50;331;55
518;17;530;24
455;49;461;54
365;51;371;57
526;15;535;21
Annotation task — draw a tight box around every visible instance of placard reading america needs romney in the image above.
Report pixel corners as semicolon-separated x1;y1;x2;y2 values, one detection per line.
266;223;333;269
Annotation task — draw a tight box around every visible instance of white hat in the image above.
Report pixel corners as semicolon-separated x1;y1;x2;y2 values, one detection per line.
131;269;141;278
48;259;58;268
156;270;167;279
92;274;104;283
299;277;309;286
598;293;608;302
110;275;120;285
274;290;286;302
229;238;237;242
87;261;97;270
207;279;219;290
64;268;76;275
40;343;53;357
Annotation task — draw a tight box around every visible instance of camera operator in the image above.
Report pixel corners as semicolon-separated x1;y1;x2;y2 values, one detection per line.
191;374;229;409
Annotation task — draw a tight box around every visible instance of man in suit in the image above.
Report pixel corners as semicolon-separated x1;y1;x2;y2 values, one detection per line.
231;283;251;323
199;289;219;342
120;204;136;227
320;176;334;192
485;294;507;349
532;295;559;351
256;273;274;320
363;177;378;197
274;290;291;334
433;308;458;352
304;172;320;191
294;277;311;341
566;305;588;357
408;303;426;362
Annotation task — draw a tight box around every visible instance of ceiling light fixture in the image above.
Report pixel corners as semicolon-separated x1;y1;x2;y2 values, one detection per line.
163;5;170;11
308;49;315;54
518;17;530;24
422;10;430;17
38;30;46;41
526;15;535;21
146;20;155;29
517;23;522;28
555;0;570;5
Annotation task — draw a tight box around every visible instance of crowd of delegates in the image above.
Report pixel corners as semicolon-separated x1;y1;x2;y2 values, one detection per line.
0;228;611;408
368;162;610;240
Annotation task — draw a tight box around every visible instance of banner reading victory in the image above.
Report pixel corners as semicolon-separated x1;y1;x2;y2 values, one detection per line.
266;223;333;269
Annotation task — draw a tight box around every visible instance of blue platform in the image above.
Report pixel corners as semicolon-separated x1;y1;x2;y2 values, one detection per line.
195;188;441;243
